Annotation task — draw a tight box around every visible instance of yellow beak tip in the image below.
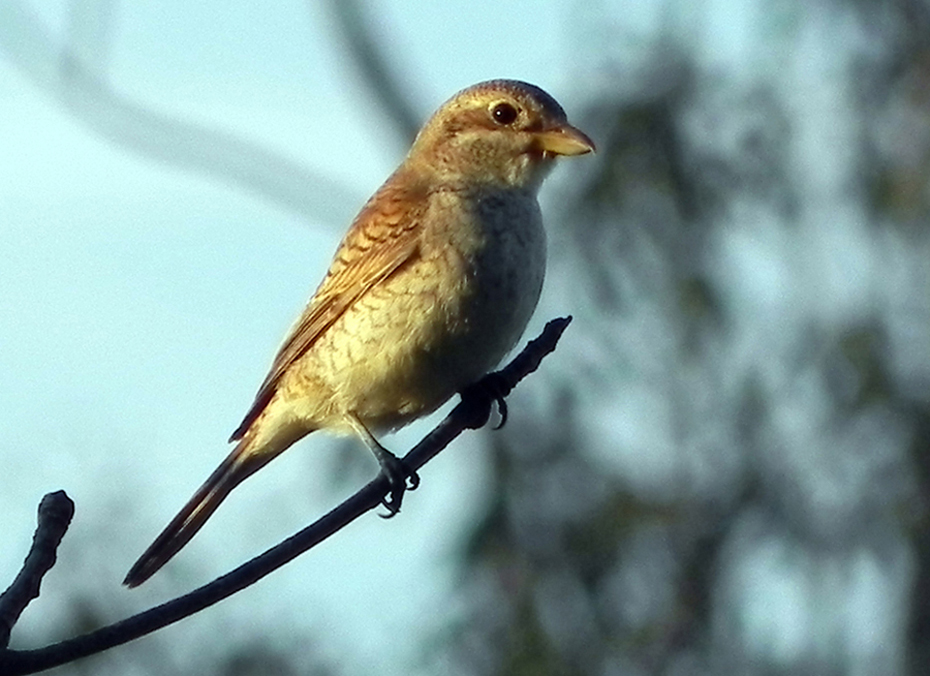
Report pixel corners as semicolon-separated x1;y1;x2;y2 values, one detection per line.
537;125;596;156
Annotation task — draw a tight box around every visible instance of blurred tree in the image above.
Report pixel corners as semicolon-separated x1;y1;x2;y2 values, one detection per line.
7;0;930;675
435;1;930;675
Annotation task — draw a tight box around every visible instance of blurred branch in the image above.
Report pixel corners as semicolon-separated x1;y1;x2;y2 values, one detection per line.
321;0;422;145
0;492;74;649
66;0;117;79
0;317;572;675
0;1;358;226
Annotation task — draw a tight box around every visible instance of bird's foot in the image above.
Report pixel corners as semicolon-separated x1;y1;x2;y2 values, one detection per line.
345;412;420;517
375;448;420;518
461;372;510;430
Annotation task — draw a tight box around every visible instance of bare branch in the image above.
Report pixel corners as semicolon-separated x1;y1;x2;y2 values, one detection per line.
321;0;423;146
0;1;359;226
0;317;572;675
0;492;75;649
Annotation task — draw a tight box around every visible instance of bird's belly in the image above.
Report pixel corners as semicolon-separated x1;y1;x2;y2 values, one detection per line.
290;201;546;433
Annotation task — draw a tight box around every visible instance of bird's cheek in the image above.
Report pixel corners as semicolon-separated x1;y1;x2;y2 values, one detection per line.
506;152;538;181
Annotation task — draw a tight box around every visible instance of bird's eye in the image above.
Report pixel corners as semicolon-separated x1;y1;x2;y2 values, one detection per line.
490;102;519;126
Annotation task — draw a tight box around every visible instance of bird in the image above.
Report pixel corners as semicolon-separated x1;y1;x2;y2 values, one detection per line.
123;79;594;588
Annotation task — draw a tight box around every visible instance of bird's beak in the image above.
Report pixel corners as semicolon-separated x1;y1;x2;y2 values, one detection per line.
534;123;596;156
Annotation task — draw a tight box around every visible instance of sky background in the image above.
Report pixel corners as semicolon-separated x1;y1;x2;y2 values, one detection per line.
3;1;921;675
0;1;602;673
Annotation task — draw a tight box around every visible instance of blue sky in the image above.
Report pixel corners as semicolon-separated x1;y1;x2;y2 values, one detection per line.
3;1;914;674
0;1;594;673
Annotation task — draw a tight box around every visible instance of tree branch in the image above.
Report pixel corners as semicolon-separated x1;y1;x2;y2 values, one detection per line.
0;316;572;675
322;0;423;146
0;492;74;649
0;1;359;226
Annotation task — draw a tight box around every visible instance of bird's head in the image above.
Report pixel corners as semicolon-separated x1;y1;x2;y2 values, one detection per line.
407;80;595;191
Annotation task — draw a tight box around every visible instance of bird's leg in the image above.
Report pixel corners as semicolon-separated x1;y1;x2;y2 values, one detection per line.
460;372;510;430
345;413;420;517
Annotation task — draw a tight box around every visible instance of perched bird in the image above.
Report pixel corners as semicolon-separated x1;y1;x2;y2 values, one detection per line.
124;79;594;588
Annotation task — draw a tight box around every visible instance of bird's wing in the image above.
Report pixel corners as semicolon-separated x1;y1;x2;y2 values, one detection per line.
230;174;426;441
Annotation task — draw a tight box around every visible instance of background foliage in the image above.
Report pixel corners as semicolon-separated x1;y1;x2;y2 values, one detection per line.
3;1;930;674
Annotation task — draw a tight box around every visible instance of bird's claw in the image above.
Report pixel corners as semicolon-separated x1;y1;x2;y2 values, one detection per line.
492;391;508;430
377;452;419;518
462;372;510;430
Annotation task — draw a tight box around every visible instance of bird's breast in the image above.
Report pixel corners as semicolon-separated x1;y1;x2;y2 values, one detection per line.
290;187;546;433
380;187;546;417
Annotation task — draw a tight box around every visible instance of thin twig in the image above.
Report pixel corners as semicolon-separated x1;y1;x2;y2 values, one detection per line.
0;316;572;675
0;492;75;649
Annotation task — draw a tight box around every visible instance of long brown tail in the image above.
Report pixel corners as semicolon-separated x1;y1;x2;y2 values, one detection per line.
123;439;273;588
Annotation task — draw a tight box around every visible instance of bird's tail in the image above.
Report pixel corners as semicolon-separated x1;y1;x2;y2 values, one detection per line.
123;438;273;588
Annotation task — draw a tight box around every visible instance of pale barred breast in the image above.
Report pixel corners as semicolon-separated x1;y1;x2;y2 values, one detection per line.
284;186;546;432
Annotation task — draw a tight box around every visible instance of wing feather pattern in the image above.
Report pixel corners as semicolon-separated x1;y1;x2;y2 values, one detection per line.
230;172;426;441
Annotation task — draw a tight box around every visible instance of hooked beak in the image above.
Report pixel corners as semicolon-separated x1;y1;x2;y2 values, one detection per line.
534;122;596;156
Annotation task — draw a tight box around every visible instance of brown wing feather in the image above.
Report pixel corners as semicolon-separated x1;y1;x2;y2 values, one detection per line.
230;170;427;442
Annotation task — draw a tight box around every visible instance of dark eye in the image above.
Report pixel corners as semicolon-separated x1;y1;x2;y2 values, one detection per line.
491;102;519;125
